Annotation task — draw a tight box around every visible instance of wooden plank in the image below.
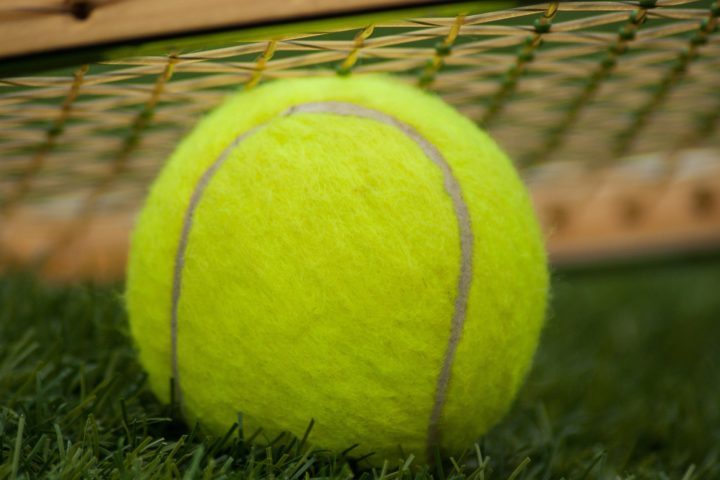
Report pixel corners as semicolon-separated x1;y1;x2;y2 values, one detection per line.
2;168;719;281
0;0;441;59
0;211;133;282
535;173;720;267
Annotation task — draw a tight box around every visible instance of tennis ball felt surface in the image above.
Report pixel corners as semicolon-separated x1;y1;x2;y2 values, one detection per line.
126;75;548;464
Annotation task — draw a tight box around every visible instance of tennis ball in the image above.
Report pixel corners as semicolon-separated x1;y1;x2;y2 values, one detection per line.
126;75;547;464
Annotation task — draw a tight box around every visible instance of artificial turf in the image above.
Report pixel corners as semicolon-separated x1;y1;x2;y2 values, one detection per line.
1;257;719;479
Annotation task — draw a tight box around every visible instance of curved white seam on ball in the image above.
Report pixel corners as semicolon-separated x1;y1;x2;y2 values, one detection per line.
171;102;474;459
171;127;261;411
286;102;474;458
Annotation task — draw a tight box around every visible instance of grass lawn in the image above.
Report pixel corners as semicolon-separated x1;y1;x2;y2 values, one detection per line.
1;257;719;479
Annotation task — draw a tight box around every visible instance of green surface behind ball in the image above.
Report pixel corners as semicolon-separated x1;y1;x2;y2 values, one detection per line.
126;75;548;464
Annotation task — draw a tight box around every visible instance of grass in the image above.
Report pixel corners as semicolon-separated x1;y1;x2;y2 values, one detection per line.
1;257;719;479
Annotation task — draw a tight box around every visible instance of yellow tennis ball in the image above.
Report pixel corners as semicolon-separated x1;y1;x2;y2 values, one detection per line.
126;75;548;464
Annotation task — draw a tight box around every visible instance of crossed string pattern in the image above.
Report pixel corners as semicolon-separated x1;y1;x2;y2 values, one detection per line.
0;0;718;233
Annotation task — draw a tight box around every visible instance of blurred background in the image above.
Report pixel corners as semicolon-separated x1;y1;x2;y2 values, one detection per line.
1;0;719;280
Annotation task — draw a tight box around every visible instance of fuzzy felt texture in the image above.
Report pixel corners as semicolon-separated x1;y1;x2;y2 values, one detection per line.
126;75;548;464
